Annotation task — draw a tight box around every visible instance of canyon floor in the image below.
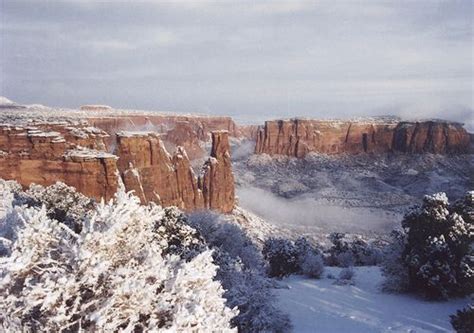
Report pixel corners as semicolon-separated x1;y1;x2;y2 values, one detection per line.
232;139;473;239
275;266;470;333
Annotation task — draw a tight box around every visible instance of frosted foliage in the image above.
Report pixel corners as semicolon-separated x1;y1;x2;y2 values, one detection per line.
332;267;356;286
325;232;383;267
187;212;291;332
381;230;409;292
339;267;355;281
187;211;264;271
213;251;292;333
0;180;23;256
21;182;95;232
0;191;237;332
450;304;474;333
388;191;474;299
301;252;324;279
263;238;299;277
263;237;325;279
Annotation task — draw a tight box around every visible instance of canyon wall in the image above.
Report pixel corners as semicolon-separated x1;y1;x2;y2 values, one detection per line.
0;124;118;201
0;123;235;213
255;119;470;157
115;130;235;213
200;131;235;213
87;114;239;159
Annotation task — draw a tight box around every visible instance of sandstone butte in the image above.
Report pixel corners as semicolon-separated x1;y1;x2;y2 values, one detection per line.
0;122;236;213
86;114;240;160
255;119;471;157
0;105;242;160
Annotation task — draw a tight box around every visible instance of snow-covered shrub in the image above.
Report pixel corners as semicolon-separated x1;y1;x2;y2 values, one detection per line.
213;250;291;333
19;182;95;233
188;212;291;332
263;236;324;279
155;207;205;260
334;267;356;285
188;211;264;271
335;251;355;267
349;237;384;266
294;237;324;278
0;180;20;256
326;232;383;267
385;191;474;299
294;237;320;263
381;229;409;292
339;266;355;280
0;190;237;331
450;304;474;333
301;252;324;279
263;238;299;277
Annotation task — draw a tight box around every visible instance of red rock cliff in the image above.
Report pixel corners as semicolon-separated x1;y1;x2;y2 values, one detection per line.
255;119;470;157
0;123;235;213
87;115;239;159
200;131;235;213
115;131;204;210
0;124;118;201
115;130;235;213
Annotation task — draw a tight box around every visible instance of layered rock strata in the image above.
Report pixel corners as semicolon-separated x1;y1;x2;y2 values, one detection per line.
115;130;235;213
0;122;235;213
87;115;239;158
255;119;470;157
200;131;235;213
0;124;118;200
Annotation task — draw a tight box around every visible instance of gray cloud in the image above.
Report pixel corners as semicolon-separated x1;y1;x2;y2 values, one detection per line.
1;0;472;128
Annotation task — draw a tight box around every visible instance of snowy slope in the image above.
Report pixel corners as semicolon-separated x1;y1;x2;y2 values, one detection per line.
234;152;473;236
275;266;470;333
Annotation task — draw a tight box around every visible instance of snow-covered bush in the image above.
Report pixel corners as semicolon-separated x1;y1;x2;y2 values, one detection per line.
326;232;383;267
334;267;356;285
263;238;300;278
188;212;291;332
263;237;324;279
188;211;264;271
0;181;19;256
213;250;291;333
18;182;95;233
294;237;319;264
381;229;409;292
155;207;205;260
384;191;474;299
301;252;324;279
349;237;384;266
339;266;355;280
0;190;237;331
450;304;474;333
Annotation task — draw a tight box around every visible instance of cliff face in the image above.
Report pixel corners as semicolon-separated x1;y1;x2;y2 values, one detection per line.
201;131;235;213
0;124;118;201
115;131;204;210
87;115;239;159
0;123;235;213
115;130;235;213
255;119;470;157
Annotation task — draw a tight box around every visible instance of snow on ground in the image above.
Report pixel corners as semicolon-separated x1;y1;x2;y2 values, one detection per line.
275;266;470;333
234;151;473;237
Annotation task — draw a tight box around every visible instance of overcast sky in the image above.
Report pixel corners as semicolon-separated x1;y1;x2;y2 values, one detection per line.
1;0;472;127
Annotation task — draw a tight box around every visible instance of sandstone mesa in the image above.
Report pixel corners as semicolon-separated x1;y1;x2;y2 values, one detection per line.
0;102;471;213
255;118;470;157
